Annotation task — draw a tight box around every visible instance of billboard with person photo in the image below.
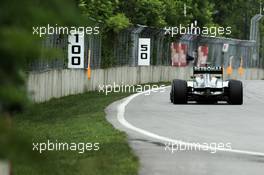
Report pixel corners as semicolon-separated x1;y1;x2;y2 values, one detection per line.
171;42;188;67
197;45;209;66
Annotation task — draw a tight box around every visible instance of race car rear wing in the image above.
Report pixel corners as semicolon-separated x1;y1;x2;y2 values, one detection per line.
193;66;223;74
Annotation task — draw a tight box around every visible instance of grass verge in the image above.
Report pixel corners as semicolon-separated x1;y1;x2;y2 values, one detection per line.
13;91;138;175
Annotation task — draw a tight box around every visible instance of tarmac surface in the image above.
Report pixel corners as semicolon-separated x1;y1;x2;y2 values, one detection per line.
106;80;264;175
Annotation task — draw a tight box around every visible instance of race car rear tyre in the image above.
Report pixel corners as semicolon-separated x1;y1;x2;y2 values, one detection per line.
170;84;173;103
228;80;243;105
172;79;187;104
170;81;175;103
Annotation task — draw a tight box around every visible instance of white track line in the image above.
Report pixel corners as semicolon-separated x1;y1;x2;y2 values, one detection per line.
117;86;264;157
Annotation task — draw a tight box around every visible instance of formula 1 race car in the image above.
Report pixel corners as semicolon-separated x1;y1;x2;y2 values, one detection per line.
170;66;243;104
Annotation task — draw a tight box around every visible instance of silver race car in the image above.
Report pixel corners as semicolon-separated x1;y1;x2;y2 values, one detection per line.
170;66;243;104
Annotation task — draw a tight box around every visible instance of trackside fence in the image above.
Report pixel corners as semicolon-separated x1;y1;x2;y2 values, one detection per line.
27;26;264;102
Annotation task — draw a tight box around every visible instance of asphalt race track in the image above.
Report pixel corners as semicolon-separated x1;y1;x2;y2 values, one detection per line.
106;80;264;175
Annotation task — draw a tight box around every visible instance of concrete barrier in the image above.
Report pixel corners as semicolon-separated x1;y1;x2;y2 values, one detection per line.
27;66;264;103
0;160;10;175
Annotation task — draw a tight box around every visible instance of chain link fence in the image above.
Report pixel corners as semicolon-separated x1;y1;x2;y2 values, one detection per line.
180;35;258;69
28;26;261;72
28;34;101;71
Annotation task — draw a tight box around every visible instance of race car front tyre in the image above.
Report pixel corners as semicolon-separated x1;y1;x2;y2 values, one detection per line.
171;79;187;104
228;80;243;105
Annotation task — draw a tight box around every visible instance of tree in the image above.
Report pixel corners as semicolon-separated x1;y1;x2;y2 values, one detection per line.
0;0;85;172
120;0;166;27
0;0;84;115
211;0;260;39
162;0;192;26
79;0;131;31
191;0;214;27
